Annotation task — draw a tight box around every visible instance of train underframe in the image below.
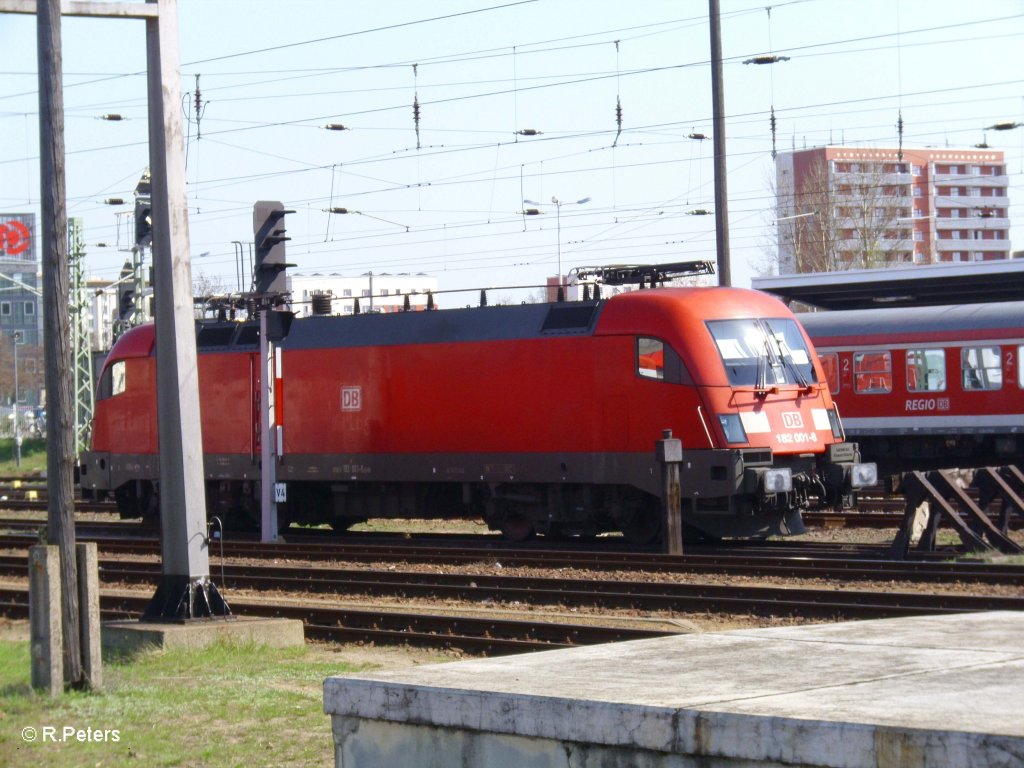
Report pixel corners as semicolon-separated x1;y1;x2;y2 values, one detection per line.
854;432;1022;476
81;445;863;543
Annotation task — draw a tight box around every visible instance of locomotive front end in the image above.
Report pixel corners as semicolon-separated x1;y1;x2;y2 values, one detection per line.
704;313;875;505
600;287;875;539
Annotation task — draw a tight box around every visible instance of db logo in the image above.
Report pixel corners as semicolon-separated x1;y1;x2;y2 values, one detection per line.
341;386;362;411
0;220;31;257
781;412;804;429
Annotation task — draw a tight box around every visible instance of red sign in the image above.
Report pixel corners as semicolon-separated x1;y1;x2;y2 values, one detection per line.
0;220;30;257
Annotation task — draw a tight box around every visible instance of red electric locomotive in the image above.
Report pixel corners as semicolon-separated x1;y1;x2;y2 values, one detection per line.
800;301;1024;475
79;287;873;540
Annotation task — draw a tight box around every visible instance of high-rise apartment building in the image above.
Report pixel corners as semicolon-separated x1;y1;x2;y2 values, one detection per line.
775;146;1011;274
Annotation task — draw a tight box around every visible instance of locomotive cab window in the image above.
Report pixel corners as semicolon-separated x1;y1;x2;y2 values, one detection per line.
906;349;945;392
635;337;690;384
853;351;892;394
961;346;1002;390
819;352;839;394
97;359;127;402
706;318;817;388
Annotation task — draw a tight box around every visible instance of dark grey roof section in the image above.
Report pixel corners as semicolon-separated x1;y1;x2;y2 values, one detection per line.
282;301;607;351
753;260;1024;310
799;301;1024;339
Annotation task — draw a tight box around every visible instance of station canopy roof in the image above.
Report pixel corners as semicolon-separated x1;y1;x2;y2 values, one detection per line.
751;259;1024;311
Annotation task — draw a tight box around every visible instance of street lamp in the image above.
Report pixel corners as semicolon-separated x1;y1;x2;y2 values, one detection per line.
12;330;23;468
522;196;591;279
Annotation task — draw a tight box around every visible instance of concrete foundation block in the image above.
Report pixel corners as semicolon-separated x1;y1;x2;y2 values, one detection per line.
102;616;305;655
29;545;62;696
76;542;102;689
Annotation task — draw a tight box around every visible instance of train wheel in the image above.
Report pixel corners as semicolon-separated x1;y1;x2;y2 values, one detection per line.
621;508;662;545
499;515;535;542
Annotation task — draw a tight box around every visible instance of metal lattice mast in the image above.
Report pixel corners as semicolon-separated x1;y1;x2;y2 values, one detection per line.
68;217;93;455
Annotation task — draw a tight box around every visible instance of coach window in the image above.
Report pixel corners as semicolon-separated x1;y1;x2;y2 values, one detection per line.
818;353;839;394
961;347;1002;390
636;337;690;384
906;349;945;392
853;351;892;394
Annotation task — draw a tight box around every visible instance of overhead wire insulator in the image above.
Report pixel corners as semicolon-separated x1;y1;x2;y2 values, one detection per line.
897;110;904;161
613;96;623;148
516;129;543;136
687;209;712;216
99;114;125;121
987;121;1022;131
412;63;421;150
770;106;778;159
322;124;349;131
412;95;421;150
688;132;708;140
742;54;790;65
612;38;623;148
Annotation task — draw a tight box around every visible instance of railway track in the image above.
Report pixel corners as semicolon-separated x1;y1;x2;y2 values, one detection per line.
1;554;1021;621
0;587;671;656
2;532;1021;584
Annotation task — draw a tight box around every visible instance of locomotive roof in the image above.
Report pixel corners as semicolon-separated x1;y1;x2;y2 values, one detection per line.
110;287;800;357
282;287;786;350
281;300;606;349
798;301;1024;343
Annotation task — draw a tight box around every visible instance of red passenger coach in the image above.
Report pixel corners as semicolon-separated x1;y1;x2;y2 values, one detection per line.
800;301;1024;474
79;287;872;541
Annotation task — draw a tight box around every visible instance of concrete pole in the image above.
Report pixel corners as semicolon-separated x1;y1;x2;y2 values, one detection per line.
142;0;226;619
708;0;732;287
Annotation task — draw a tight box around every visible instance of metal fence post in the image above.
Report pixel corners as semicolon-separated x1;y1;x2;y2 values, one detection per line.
656;429;684;555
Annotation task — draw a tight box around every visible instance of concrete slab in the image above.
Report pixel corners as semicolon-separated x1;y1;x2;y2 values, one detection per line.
103;616;304;655
324;612;1024;768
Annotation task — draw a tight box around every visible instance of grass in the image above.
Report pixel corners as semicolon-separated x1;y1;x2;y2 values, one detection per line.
0;630;442;768
0;437;47;477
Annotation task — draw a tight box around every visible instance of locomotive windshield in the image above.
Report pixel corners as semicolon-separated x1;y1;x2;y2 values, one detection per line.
706;318;818;388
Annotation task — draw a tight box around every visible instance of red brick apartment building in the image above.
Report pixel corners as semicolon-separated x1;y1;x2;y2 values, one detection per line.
775;146;1010;274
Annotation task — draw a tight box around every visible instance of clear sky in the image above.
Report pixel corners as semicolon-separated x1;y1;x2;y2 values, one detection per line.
1;0;1022;302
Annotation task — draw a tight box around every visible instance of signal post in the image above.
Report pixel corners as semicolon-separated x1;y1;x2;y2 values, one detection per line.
252;201;295;544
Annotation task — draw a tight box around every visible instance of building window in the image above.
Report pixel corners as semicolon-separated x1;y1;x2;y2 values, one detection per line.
0;302;10;316
24;302;34;316
912;165;922;176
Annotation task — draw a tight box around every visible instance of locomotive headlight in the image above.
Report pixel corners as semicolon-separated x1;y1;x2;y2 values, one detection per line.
763;468;793;493
850;462;878;489
717;413;748;444
827;408;843;440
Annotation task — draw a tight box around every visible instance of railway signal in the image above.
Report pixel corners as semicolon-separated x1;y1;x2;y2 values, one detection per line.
252;201;295;295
